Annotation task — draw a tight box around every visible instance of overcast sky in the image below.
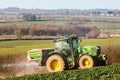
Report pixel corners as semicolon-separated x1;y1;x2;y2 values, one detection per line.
0;0;120;9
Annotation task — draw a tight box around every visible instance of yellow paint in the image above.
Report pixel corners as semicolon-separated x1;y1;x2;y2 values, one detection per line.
50;60;61;71
84;59;90;67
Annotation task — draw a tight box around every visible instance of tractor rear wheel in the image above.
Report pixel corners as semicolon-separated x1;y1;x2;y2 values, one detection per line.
46;54;66;72
79;55;94;69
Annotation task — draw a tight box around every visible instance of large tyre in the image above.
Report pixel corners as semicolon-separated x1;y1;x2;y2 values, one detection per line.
46;54;66;72
79;55;94;69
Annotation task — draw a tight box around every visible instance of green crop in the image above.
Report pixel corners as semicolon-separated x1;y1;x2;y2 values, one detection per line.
4;64;120;80
0;40;53;55
82;38;120;46
0;38;120;55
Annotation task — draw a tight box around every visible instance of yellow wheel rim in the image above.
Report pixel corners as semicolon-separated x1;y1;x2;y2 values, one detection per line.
83;59;90;67
50;60;61;71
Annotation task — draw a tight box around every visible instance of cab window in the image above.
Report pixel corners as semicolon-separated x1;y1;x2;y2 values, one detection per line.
55;41;70;50
73;39;79;48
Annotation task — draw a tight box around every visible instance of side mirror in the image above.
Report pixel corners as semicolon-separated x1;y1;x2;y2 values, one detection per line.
67;39;70;43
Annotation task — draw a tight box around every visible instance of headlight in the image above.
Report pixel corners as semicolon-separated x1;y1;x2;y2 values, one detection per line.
102;55;107;60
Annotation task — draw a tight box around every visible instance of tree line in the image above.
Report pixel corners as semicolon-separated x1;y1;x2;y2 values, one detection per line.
0;24;100;39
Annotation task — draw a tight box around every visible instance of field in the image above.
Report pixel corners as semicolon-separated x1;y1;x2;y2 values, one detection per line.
0;40;53;55
0;38;120;79
0;38;120;55
1;15;120;34
1;20;120;34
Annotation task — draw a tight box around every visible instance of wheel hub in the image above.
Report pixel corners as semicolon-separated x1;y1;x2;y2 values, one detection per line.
50;60;61;71
83;59;90;67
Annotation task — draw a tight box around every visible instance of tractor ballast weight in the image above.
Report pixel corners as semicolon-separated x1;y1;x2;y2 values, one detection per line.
27;36;107;72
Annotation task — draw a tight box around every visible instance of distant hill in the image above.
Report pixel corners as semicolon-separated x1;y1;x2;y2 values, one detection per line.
0;7;120;14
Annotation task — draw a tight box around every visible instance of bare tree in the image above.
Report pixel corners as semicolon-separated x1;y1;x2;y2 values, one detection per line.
86;27;100;38
28;29;35;37
23;14;36;21
14;30;22;39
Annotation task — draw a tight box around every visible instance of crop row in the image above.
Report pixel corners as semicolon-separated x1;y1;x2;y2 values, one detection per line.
4;64;120;80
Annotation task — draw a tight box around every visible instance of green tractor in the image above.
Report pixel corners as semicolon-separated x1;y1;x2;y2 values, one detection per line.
27;36;107;72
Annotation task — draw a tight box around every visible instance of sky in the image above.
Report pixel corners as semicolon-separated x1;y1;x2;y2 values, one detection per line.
0;0;120;9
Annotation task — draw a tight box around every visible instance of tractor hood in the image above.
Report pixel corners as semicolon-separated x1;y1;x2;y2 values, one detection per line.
79;45;101;56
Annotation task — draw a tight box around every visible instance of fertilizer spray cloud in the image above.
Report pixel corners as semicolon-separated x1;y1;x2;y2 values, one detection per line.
0;61;46;78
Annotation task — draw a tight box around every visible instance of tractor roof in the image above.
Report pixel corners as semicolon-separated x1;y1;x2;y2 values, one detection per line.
54;36;78;42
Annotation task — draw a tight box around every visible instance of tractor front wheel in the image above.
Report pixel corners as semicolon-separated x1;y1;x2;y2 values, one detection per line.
79;55;94;69
46;54;66;72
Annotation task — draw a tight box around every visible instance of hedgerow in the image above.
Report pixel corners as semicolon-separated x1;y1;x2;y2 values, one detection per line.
4;64;120;80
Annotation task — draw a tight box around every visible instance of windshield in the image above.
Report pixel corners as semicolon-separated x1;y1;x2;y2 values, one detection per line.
55;41;70;50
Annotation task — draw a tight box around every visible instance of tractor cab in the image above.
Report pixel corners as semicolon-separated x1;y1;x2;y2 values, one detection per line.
54;36;79;53
53;37;80;68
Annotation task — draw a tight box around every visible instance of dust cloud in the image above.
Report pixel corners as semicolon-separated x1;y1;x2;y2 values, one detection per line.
0;61;46;78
